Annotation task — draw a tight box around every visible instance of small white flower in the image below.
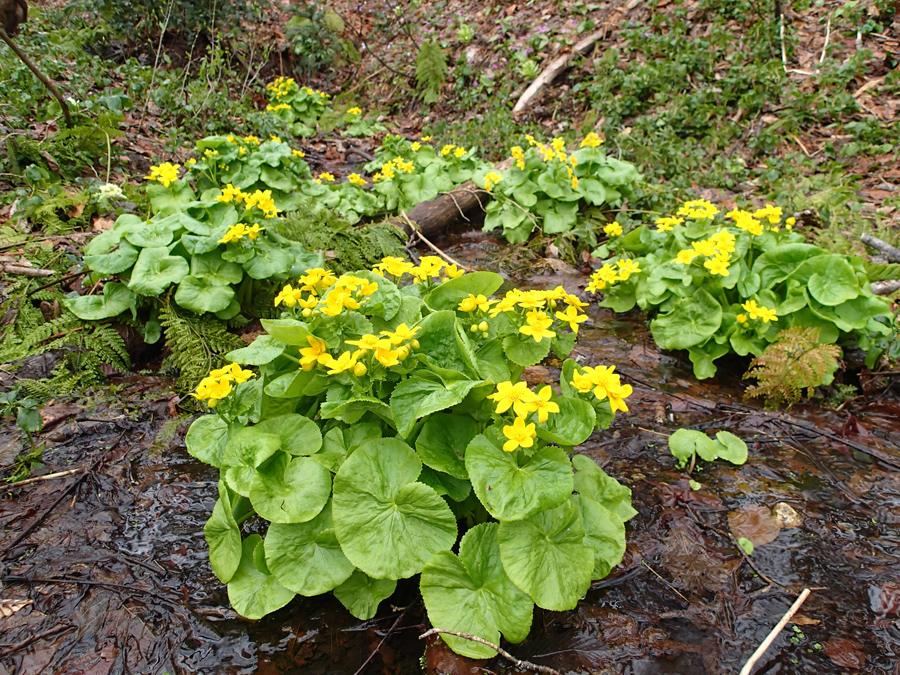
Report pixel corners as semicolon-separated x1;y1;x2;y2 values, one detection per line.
66;97;79;106
97;183;125;201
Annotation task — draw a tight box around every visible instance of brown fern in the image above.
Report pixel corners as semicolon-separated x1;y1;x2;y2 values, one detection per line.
744;327;842;409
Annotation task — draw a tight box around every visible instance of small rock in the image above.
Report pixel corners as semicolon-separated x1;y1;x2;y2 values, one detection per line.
774;502;802;528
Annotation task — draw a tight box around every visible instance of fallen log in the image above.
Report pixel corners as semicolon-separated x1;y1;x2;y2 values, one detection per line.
871;279;900;295
861;232;900;264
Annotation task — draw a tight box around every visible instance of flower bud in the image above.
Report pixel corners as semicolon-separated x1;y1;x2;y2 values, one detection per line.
478;321;488;332
470;323;479;333
353;362;367;377
302;308;312;317
410;339;420;350
398;345;410;360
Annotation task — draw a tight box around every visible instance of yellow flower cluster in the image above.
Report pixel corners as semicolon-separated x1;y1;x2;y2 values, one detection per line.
218;223;264;244
483;171;503;192
372;255;464;283
738;299;777;324
314;172;336;184
347;173;367;186
372;157;414;182
275;270;378;318
266;103;292;112
440;144;467;158
266;76;296;100
487;381;561;451
726;204;792;235
587;259;641;293
580;132;604;148
144;162;180;188
192;363;256;407
654;216;683;232
570;365;632;413
510;145;525;170
673;229;735;277
411;142;422;152
457;288;589;343
298;323;421;377
347;106;362;115
292;149;306;158
244;189;280;218
677;198;720;220
604;222;623;237
243;135;261;146
302;86;330;99
524;135;579;189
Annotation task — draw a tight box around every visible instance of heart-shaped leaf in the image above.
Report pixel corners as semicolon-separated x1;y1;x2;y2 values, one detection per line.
64;282;136;320
227;534;295;620
204;480;243;583
416;413;478;480
128;247;190;296
333;570;397;620
249;453;331;523
185;413;230;467
573;494;626;580
175;275;235;313
255;414;322;456
572;454;638;523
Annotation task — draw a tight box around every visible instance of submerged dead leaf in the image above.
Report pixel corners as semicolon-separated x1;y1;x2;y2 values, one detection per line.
0;598;33;617
824;637;867;669
728;504;781;547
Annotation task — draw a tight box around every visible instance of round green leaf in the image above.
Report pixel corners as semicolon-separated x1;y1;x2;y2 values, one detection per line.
808;261;859;306
226;335;286;365
204;480;242;584
667;428;718;468
255;414;322;456
418;466;472;502
573;494;626;581
222;428;282;496
497;500;594;611
63;282;136;320
249;453;331;523
416;413;478;479
502;333;552;367
423;271;504;312
175;275;235;313
390;376;479;439
265;503;355;595
243;245;293;279
124;220;175;248
83;240;139;275
466;433;573;521
421;523;533;659
333;438;457;580
191;251;243;285
571;455;638;524
333;571;397;620
260;318;312;346
535;396;596;446
128;247;190;296
227;534;295;620
185;413;230;467
650;288;722;350
714;430;748;465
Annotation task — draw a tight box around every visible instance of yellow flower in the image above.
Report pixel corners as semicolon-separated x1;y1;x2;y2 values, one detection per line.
580;132;603;148
395;158;415;173
604;222;623;237
411;142;422;151
245;223;264;239
586;264;619;293
244;189;280;218
275;284;298;307
345;334;391;352
373;346;400;367
483;171;503;192
381;323;421;346
217;183;245;203
238;147;247;156
299;268;338;293
551;137;566;152
203;149;219;159
692;239;718;257
227;135;236;143
219;223;248;244
741;299;780;323
440;144;455;157
710;229;736;254
736;314;748;324
453;147;466;158
511;146;524;160
269;135;282;143
555;305;589;333
571;369;594;394
414;256;445;280
144;162;180;188
502;416;536;452
459;294;493;313
443;264;465;279
375;256;414;278
654;216;683;231
607;382;633;413
226;363;256;384
488;381;536;417
703;255;730;277
754;204;783;225
676;198;719;220
515;159;525;171
519;309;555;343
421;135;432;141
381;161;396;180
243;135;260;145
757;306;778;323
347;106;362;115
292;149;306;158
615;259;641;281
325;351;359;375
522;385;560;423
347;173;367;186
318;172;336;182
786;216;796;229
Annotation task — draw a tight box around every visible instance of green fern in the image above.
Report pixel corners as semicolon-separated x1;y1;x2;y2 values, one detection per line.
159;303;244;390
744;327;842;409
416;40;448;104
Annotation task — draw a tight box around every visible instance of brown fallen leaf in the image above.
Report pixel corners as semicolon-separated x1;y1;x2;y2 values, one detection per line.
728;504;781;547
67;201;87;219
824;637;867;669
0;598;33;617
92;217;115;232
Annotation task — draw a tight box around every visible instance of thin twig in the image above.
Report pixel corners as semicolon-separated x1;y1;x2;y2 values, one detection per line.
352;603;413;675
0;624;75;658
819;16;831;64
419;628;561;675
738;589;812;675
139;0;174;133
2;574;177;604
640;560;690;604
6;468;84;488
0;264;54;277
400;211;473;272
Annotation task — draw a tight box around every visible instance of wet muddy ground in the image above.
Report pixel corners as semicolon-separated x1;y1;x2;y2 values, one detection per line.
1;232;899;675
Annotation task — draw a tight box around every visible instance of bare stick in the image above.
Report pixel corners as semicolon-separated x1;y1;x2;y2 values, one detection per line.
400;211;473;272
7;468;83;488
871;280;900;295
861;232;900;264
738;588;812;675
819;16;831;64
0;264;54;277
419;628;561;675
352;604;412;675
0;28;72;128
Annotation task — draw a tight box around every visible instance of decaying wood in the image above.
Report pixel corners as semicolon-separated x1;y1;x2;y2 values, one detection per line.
512;0;642;114
862;232;900;264
0;263;54;277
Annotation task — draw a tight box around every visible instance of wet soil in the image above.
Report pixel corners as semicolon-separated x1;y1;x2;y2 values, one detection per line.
2;233;900;675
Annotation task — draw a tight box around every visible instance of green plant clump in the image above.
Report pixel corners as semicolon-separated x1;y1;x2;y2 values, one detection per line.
589;198;894;382
184;259;637;658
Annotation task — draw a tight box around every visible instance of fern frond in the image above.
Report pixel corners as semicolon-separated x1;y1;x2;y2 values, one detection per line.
744;327;842;409
416;40;448;104
159;303;244;390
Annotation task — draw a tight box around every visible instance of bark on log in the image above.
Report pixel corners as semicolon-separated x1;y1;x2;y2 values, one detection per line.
0;264;54;277
862;232;900;264
871;279;900;295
